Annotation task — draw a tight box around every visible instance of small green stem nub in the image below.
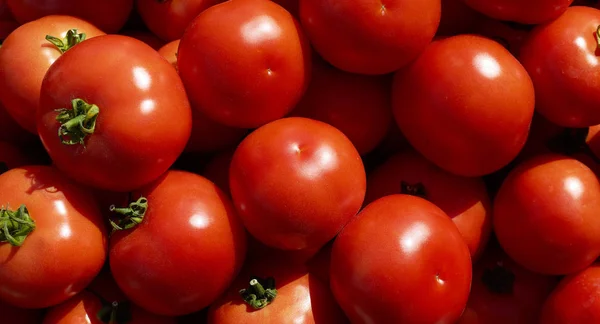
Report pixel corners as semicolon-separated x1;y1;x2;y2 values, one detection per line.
96;300;133;324
239;276;277;310
109;197;148;231
46;29;87;54
55;98;99;146
0;205;35;246
596;25;600;50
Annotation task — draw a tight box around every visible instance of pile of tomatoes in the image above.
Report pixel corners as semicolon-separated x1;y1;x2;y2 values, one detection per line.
2;0;600;323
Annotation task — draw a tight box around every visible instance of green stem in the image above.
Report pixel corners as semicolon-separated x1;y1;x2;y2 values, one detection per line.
96;300;133;324
0;205;36;246
55;98;99;146
239;276;277;310
46;29;87;53
109;197;148;231
596;25;600;50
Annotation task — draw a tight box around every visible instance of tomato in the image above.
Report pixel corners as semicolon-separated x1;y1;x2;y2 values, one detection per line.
229;117;366;251
207;261;348;324
437;0;484;36
462;0;573;24
586;124;600;159
392;34;535;176
299;0;440;75
475;19;532;57
136;0;224;42
493;154;600;275
330;194;472;323
0;166;106;309
37;34;192;192
458;242;558;324
6;0;133;33
519;6;600;127
0;15;105;134
540;263;600;323
109;170;247;316
157;39;179;71
178;0;311;128
0;299;43;324
289;57;393;155
365;149;492;260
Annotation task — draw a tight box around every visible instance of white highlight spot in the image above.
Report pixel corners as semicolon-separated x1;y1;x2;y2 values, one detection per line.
59;223;72;239
241;15;282;44
473;53;501;79
400;222;431;254
140;99;155;115
133;66;152;91
564;176;584;200
189;212;210;229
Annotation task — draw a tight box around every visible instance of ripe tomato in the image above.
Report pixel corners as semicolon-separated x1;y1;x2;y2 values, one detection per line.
0;15;105;134
207;261;347;324
462;0;573;24
493;154;600;275
0;166;107;309
157;39;179;71
109;170;247;316
586;124;600;159
229;117;366;251
178;0;311;128
299;0;440;75
458;242;558;324
540;263;600;323
42;290;176;324
365;149;492;260
392;34;535;176
37;34;192;192
0;299;43;324
519;6;600;127
136;0;224;42
6;0;133;33
330;194;472;323
289;57;393;155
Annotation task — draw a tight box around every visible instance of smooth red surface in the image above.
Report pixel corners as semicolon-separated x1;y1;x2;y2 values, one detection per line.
463;0;573;24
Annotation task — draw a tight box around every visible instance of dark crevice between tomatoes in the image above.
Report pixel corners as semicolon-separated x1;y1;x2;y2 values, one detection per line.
481;265;515;295
56;98;99;147
86;288;133;324
549;127;600;164
109;196;148;232
0;162;8;175
400;181;427;199
0;204;35;246
45;29;87;54
239;276;278;310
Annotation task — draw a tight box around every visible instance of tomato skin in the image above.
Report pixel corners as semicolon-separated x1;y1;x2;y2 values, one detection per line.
392;34;535;176
6;0;133;33
37;34;192;192
0;166;107;309
493;154;600;275
178;0;311;128
0;15;105;134
365;149;492;260
157;39;179;71
0;299;43;324
289;57;393;155
540;263;600;323
136;0;224;42
109;170;247;316
299;0;440;75
519;6;600;127
586;124;600;159
229;117;366;251
463;0;573;24
330;194;472;323
457;243;558;324
207;261;348;324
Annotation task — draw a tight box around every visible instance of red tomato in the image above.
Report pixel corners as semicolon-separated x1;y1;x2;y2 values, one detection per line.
157;39;179;71
330;194;472;323
540;263;600;323
365;149;492;260
0;15;105;134
392;34;535;176
462;0;573;24
6;0;133;33
37;34;192;192
289;57;393;155
586;124;600;159
494;154;600;275
136;0;224;42
299;0;440;75
0;299;43;324
437;0;485;36
475;19;532;57
207;261;348;324
458;242;558;324
42;290;177;324
178;0;311;128
0;166;107;309
519;6;600;127
229;117;366;251
109;170;247;316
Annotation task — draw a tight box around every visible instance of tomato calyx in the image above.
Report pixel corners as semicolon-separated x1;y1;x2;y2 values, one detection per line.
239;276;278;310
45;29;87;54
0;204;35;246
108;197;148;232
400;181;427;199
56;98;99;146
595;25;600;50
96;300;133;324
481;264;515;295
